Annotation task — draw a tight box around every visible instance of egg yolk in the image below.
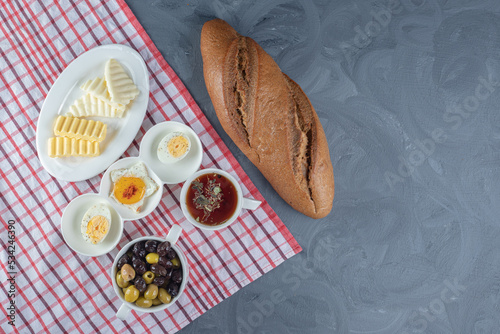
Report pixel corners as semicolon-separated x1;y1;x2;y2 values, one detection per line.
113;177;146;204
86;216;109;244
167;136;189;158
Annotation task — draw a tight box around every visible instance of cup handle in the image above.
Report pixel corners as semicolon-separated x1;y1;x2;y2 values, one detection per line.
166;224;182;245
116;303;131;320
242;197;261;211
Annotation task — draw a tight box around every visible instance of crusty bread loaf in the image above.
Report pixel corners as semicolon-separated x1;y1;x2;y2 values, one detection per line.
201;19;334;218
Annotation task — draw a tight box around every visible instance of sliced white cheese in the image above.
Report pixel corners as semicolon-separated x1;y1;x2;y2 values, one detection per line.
66;94;125;118
81;77;111;101
105;59;139;106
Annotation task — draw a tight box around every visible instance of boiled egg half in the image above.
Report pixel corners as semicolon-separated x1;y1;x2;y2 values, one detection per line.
109;162;159;213
81;203;111;244
157;132;191;164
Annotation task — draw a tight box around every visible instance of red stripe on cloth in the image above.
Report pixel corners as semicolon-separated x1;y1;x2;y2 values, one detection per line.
0;181;82;333
0;83;59;221
8;2;64;75
0;36;114;334
36;2;78;59
53;1;87;51
25;2;73;67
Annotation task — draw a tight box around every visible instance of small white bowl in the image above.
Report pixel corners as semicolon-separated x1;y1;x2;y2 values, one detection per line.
99;157;164;221
139;121;203;184
179;168;261;231
61;193;123;257
111;225;189;320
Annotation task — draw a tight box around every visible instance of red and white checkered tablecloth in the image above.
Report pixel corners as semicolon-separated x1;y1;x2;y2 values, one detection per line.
0;0;302;333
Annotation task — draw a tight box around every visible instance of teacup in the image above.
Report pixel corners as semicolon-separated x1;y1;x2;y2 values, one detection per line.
179;168;261;231
111;225;188;319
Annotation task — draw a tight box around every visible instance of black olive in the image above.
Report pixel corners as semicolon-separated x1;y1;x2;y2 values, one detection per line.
132;242;146;258
153;276;166;287
145;240;158;253
132;241;144;254
165;268;173;280
116;254;130;270
150;264;167;277
158;256;172;269
157;241;171;257
132;259;147;276
166;248;177;260
134;276;147;293
171;270;182;284
167;282;179;297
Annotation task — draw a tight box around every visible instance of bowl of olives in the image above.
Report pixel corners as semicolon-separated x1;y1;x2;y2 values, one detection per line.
111;225;188;319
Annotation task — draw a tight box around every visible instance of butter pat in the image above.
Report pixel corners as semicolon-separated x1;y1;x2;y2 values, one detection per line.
48;137;100;157
53;115;107;143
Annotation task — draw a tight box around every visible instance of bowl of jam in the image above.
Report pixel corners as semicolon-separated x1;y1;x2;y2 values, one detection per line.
180;168;261;230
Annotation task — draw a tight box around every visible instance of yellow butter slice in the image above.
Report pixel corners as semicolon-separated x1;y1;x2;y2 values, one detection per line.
53;116;107;143
66;94;125;118
105;59;139;106
48;137;100;157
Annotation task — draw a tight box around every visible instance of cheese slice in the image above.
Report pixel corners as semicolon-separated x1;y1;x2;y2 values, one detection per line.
66;94;125;118
104;59;139;106
81;77;111;102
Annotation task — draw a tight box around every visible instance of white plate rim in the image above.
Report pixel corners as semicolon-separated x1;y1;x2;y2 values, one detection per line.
36;44;149;182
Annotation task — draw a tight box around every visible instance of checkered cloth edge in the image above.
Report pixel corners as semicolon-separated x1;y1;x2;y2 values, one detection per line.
0;0;301;333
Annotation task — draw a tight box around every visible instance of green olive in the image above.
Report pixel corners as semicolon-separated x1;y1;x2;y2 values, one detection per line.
158;288;172;304
116;272;130;288
121;264;135;282
122;287;128;296
144;284;159;300
135;297;152;308
143;271;155;284
152;298;162;306
124;285;139;303
171;258;180;268
146;253;159;264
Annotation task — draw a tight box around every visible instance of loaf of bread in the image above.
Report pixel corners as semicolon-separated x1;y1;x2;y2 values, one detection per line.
201;19;334;218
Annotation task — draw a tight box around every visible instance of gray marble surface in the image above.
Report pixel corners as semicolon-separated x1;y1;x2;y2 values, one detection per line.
124;0;500;333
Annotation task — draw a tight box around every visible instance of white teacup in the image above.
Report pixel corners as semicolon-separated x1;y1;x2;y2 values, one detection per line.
179;168;261;231
111;225;188;320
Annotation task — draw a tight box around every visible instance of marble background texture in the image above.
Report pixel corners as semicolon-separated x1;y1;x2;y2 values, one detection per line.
125;0;500;333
